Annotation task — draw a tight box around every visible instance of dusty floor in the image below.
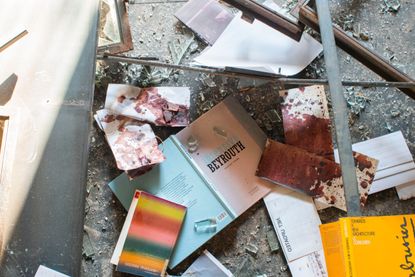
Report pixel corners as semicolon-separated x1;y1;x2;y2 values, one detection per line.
82;0;415;276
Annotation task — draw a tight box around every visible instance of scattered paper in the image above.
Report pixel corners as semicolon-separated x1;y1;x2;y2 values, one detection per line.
183;250;234;277
193;2;322;76
288;250;328;277
95;109;165;178
105;84;190;127
35;265;70;277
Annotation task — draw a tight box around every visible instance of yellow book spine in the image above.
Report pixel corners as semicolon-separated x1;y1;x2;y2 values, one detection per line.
340;218;354;277
320;221;347;277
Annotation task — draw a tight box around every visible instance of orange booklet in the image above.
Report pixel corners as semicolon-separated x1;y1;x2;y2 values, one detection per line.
320;215;415;277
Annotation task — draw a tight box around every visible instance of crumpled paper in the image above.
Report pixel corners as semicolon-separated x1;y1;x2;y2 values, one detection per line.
104;84;190;127
95;109;165;179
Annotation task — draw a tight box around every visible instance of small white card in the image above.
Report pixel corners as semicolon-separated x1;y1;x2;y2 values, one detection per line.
34;266;70;277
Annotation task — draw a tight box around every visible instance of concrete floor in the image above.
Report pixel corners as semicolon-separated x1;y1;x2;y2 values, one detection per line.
82;0;415;276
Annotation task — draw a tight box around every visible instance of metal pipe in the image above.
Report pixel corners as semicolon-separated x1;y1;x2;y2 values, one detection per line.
97;54;415;88
315;0;361;216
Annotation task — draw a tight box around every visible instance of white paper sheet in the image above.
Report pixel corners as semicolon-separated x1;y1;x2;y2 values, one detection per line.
183;250;234;277
315;131;415;209
193;2;322;76
34;266;70;277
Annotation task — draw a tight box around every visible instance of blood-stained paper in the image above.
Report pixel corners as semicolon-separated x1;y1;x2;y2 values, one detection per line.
105;84;190;127
95;109;165;179
257;139;378;211
281;85;334;161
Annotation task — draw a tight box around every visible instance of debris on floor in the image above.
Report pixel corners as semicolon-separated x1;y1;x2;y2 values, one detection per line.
81;0;415;276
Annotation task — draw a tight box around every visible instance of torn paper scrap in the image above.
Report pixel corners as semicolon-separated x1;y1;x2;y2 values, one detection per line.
175;0;234;45
257;139;378;211
396;180;415;200
193;2;322;76
105;84;190;126
35;265;70;277
288;250;328;277
95;109;165;174
281;85;334;161
183;250;234;277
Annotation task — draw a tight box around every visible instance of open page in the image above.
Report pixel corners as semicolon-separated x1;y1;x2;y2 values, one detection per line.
108;137;233;268
175;96;271;216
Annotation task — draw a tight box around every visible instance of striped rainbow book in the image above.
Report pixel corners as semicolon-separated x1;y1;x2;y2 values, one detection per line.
116;190;186;276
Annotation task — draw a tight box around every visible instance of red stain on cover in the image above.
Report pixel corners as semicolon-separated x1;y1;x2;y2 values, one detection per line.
256;139;341;196
282;110;334;161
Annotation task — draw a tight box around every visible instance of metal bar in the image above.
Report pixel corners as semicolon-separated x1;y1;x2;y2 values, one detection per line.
0;30;28;53
315;0;361;216
299;5;415;100
97;54;415;88
220;0;304;41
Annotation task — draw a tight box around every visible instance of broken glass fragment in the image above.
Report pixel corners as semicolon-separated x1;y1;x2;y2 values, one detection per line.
245;243;259;256
266;230;280;253
187;136;199;153
194;218;217;233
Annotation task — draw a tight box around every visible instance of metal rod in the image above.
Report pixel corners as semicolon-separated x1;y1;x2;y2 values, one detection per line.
97;54;415;88
315;0;361;216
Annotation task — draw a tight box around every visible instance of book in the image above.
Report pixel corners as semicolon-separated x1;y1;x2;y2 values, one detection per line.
257;139;378;211
281;85;334;161
108;96;271;267
320;215;415;277
114;190;186;276
264;187;328;277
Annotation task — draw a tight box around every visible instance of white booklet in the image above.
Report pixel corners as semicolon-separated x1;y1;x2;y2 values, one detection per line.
183;250;234;277
264;187;328;277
